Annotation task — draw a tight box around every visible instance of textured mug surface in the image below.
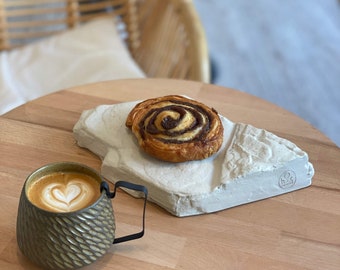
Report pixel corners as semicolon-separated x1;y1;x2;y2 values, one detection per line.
16;162;116;270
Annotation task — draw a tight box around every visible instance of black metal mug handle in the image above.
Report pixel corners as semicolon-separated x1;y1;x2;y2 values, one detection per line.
100;180;148;244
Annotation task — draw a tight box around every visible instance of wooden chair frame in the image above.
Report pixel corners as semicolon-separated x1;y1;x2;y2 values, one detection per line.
0;0;210;82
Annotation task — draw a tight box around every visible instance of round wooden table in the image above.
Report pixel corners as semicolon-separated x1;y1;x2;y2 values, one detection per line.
1;79;339;269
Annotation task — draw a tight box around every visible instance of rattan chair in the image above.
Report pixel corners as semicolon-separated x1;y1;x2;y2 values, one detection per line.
0;0;210;83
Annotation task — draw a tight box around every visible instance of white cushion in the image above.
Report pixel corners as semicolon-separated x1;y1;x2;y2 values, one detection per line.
0;17;145;115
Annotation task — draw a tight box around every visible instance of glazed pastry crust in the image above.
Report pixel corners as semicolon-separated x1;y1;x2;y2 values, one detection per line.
126;95;224;163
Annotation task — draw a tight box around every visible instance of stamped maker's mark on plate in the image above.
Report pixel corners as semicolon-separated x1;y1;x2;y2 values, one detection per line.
279;170;297;189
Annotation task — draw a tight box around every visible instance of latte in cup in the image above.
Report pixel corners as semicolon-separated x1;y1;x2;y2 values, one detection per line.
27;172;101;212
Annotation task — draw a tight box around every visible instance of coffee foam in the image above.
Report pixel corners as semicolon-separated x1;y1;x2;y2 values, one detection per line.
28;172;100;213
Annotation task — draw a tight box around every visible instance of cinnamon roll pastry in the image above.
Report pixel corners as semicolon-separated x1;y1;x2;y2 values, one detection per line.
126;95;224;162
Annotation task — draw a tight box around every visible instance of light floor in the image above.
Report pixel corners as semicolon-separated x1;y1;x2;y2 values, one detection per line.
194;0;340;146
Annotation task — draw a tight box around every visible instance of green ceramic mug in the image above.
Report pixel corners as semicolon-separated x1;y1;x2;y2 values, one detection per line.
16;162;147;270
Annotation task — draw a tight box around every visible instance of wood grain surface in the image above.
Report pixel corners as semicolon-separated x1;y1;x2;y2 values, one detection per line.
0;79;339;269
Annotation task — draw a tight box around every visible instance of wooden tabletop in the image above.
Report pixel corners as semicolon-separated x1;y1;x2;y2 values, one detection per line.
1;79;339;269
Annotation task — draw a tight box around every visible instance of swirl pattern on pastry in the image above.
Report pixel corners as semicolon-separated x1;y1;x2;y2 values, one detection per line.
126;95;224;162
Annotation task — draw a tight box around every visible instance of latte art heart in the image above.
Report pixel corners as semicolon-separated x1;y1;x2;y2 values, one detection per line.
52;183;81;205
28;172;101;213
42;180;94;212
